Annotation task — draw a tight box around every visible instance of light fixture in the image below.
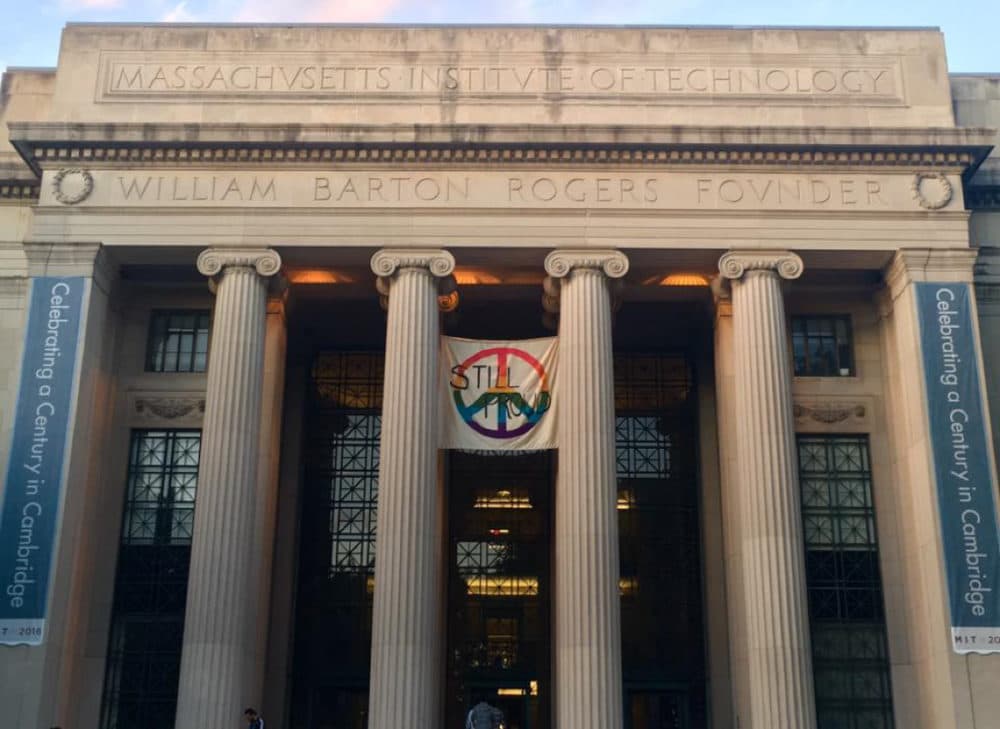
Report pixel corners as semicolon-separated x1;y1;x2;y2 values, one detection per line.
473;490;533;509
286;268;354;284
497;688;527;697
465;576;539;596
642;273;710;287
454;268;502;285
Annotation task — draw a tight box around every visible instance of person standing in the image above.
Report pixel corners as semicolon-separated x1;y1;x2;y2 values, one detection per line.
465;698;505;729
244;707;264;729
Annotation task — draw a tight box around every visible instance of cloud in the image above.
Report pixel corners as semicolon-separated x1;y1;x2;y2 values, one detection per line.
233;0;403;23
161;0;197;21
67;0;125;8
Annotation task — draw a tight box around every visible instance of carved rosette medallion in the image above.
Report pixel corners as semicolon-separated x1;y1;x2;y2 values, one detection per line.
52;168;94;205
196;248;282;277
718;251;804;281
911;172;953;210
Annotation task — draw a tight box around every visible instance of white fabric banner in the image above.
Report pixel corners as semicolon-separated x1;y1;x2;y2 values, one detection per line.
440;336;557;451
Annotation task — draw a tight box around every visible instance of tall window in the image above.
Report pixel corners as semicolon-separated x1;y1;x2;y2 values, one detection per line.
798;436;894;729
615;354;705;729
791;315;854;377
291;352;384;729
100;430;201;729
145;310;211;373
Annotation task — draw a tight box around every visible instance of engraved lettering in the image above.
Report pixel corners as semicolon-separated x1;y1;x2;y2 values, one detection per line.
314;177;331;201
118;176;153;200
591;67;615;91
840;179;856;205
251;178;276;201
719;179;744;203
415;177;441;201
866;180;886;206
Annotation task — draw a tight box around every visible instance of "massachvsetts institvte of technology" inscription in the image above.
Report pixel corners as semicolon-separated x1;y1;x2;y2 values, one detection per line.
97;52;902;103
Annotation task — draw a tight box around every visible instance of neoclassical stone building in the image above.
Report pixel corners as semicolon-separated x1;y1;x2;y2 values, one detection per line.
1;23;999;729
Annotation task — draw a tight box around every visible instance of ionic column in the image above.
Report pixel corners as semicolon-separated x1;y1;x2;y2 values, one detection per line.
368;249;455;729
718;250;816;729
544;249;628;729
175;248;281;729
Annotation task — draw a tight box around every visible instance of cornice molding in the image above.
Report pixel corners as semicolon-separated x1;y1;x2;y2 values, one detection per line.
967;185;1000;210
196;247;282;277
0;180;40;201
8;122;993;174
15;143;982;172
718;251;804;281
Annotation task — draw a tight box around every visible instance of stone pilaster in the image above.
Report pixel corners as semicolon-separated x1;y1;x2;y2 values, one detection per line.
711;278;748;727
718;250;816;729
878;249;984;729
368;249;455;729
175;248;281;729
544;248;628;729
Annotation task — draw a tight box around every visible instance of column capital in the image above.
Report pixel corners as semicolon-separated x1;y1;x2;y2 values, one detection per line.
544;249;629;279
370;248;455;278
197;248;282;278
883;248;978;301
718;251;803;281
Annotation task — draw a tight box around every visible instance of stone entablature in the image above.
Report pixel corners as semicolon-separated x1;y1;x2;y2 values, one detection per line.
36;168;967;213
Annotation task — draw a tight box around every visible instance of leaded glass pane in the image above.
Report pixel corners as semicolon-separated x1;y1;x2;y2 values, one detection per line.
145;310;211;373
798;436;894;729
292;352;384;727
791;315;855;377
101;430;201;729
616;354;706;727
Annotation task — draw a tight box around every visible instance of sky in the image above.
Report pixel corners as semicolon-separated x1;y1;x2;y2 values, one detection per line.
0;0;997;75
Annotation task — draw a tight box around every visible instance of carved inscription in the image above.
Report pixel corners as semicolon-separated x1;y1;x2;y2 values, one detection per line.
99;54;901;102
44;170;949;213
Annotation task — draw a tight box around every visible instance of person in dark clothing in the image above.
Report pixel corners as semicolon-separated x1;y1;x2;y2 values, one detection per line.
244;707;264;729
466;698;505;729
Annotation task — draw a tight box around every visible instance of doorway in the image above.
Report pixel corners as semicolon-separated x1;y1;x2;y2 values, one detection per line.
445;451;552;729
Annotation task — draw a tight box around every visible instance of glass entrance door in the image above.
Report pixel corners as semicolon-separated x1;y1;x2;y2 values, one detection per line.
446;452;552;729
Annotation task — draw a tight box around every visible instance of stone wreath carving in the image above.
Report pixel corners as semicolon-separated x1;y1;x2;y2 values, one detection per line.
911;172;953;210
52;168;94;205
718;251;804;281
135;397;206;419
543;249;629;279
793;402;866;425
197;248;282;277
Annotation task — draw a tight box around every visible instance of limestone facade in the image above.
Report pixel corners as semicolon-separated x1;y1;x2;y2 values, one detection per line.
0;24;998;729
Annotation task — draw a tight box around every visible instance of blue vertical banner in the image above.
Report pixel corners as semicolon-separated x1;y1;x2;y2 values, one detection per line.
0;277;85;645
917;282;1000;653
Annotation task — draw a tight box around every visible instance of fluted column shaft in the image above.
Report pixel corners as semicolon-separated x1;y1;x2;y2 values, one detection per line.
719;251;816;729
175;248;281;729
368;249;454;729
545;249;628;729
